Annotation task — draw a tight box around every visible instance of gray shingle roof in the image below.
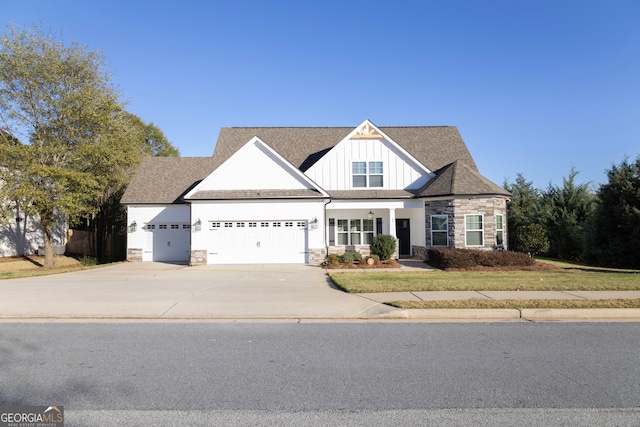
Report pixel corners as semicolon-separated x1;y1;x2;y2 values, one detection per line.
213;126;476;173
122;125;507;204
121;157;218;204
416;160;511;198
188;189;324;199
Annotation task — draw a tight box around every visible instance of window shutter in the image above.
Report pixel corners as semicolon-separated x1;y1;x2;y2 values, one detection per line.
329;218;335;246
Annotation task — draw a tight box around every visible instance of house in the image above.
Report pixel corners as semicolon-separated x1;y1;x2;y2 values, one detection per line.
121;120;511;265
0;203;67;258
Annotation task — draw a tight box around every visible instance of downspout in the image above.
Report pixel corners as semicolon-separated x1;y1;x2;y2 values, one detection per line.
323;197;332;258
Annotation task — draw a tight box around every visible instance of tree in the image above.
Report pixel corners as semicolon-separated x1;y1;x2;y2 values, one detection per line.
503;173;542;253
591;155;640;268
74;112;178;261
0;24;124;267
539;168;596;261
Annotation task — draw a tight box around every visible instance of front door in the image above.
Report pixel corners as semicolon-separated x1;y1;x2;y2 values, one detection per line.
395;218;411;257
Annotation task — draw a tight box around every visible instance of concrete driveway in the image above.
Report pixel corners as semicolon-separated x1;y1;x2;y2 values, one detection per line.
0;262;399;320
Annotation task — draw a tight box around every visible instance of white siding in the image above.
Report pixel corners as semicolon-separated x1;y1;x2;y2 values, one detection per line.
305;138;430;191
126;205;190;262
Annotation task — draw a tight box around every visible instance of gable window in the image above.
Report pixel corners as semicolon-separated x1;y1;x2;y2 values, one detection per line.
496;214;504;246
465;215;484;246
352;161;383;188
431;215;448;246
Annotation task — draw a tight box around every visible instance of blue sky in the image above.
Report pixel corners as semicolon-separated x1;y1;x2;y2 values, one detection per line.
5;1;640;190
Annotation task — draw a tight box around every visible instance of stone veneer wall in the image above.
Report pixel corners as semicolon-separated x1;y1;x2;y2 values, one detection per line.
127;248;142;262
190;249;207;266
423;198;508;251
308;247;326;265
424;200;456;249
453;197;508;250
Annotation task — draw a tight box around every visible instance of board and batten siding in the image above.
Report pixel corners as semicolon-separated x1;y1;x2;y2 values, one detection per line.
305;138;429;190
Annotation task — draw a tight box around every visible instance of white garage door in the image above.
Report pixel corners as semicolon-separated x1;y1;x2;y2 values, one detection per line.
208;220;307;264
145;223;191;262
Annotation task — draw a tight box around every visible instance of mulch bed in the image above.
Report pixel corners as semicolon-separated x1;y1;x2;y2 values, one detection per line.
323;259;402;269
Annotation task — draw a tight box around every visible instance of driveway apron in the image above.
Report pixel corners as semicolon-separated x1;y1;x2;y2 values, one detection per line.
0;263;398;319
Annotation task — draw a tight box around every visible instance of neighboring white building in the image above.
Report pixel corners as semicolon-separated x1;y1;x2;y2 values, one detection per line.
121;120;511;265
0;205;67;257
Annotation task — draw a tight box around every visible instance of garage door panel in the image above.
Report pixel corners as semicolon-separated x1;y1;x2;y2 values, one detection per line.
207;221;306;264
145;223;190;262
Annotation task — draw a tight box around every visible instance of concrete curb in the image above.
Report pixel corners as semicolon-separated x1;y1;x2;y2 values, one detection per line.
520;308;640;320
407;309;521;320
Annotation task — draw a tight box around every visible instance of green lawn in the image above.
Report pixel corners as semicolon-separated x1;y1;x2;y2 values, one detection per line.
328;264;640;293
387;298;640;310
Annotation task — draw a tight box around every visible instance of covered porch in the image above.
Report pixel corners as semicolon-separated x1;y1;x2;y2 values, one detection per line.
325;199;425;259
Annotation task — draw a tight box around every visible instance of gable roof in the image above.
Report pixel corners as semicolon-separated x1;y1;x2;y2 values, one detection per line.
121;157;217;204
184;136;329;200
416;160;511;198
213;126;476;173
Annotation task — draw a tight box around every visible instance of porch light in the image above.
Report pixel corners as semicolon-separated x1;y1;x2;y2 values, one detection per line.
367;210;374;220
128;221;137;233
194;218;202;232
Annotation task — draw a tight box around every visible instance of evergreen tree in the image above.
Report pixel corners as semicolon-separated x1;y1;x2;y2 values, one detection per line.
539;168;596;261
591;156;640;268
503;173;542;253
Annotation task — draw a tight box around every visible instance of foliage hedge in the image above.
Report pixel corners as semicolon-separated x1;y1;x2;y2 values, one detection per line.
427;248;534;270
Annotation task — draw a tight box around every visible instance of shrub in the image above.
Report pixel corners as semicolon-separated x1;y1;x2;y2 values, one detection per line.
427;248;534;270
78;255;98;266
339;252;362;263
371;234;396;260
326;254;340;265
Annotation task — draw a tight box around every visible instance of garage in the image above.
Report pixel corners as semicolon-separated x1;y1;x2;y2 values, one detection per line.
207;220;307;264
145;223;191;262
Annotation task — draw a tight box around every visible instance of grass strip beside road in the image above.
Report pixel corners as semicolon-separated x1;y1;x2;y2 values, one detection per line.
387;298;640;310
328;270;640;293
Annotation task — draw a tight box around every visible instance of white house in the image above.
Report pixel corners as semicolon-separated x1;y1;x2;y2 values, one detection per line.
121;120;511;265
0;204;67;258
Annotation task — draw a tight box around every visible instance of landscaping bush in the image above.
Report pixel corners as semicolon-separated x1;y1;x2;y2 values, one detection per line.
326;254;340;265
371;234;396;260
427;248;535;270
339;252;362;263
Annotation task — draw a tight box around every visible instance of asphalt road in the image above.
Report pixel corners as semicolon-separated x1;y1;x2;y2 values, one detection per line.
1;322;639;426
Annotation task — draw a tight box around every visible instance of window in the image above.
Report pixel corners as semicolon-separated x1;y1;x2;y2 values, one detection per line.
261;222;269;227
237;222;245;227
224;222;232;228
183;224;191;230
350;219;362;244
431;215;448;246
159;224;167;230
147;224;156;230
171;224;179;229
297;221;305;227
273;222;281;227
337;219;349;245
496;214;504;245
249;222;257;227
368;161;383;187
465;215;483;246
352;161;383;188
285;222;293;227
211;222;221;228
363;219;374;244
334;218;375;245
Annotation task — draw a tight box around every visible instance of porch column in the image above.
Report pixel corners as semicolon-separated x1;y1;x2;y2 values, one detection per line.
389;208;396;238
